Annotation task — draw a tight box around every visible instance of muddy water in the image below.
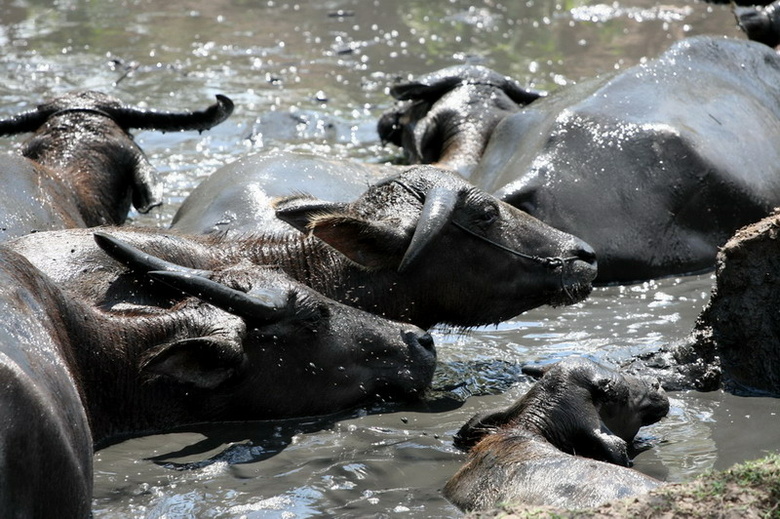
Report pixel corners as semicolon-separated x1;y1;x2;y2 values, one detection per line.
0;0;777;517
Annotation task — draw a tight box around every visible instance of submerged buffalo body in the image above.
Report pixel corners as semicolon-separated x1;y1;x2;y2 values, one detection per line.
0;236;434;517
170;150;396;235
486;36;780;282
0;90;232;240
11;165;597;329
444;357;669;511
384;36;780;283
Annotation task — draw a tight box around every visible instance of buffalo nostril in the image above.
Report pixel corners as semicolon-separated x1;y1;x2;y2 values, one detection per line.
574;240;597;265
418;332;435;352
404;330;435;352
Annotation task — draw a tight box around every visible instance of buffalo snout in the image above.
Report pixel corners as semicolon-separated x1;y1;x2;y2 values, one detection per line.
403;329;435;354
573;238;598;265
600;375;670;443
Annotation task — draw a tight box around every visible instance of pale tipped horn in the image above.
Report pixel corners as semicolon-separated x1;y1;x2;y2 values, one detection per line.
148;270;286;323
93;232;212;277
398;186;458;273
106;94;234;133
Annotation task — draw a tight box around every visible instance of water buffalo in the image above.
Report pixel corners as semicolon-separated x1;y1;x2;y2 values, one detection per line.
443;357;669;511
380;36;780;283
0;90;233;240
377;65;543;175
0;234;434;518
10;165;597;329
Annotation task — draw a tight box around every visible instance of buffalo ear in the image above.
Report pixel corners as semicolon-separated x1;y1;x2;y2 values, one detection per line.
131;158;164;214
589;372;631;404
390;77;462;101
307;214;407;269
452;408;511;451
521;362;555;379
274;195;350;234
141;337;245;389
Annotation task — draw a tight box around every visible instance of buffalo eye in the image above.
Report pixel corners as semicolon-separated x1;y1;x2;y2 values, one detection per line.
474;203;499;230
461;189;499;232
292;293;330;333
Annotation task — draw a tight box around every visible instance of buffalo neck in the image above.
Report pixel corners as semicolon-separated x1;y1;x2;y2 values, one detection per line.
223;233;438;329
22;115;137;226
494;385;577;450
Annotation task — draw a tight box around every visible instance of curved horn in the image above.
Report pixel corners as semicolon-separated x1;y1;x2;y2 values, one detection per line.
502;80;545;106
398;186;458;273
390;76;462;101
147;270;286;323
93;232;212;277
106;94;234;133
0;107;53;136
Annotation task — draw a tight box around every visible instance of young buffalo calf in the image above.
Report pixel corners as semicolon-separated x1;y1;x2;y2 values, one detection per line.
444;357;669;511
0;90;232;240
0;235;434;518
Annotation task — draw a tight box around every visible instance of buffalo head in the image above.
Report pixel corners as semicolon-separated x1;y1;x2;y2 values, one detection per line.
453;357;669;465
378;65;543;178
444;357;667;512
0;90;232;237
275;165;597;327
89;232;437;426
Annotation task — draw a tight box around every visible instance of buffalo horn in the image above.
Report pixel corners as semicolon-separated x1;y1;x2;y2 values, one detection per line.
147;270;286;323
503;80;545;105
390;76;462;101
0;107;54;136
398;186;458;273
107;94;234;133
93;232;212;277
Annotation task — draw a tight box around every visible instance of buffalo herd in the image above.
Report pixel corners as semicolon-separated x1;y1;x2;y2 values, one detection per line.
1;5;780;516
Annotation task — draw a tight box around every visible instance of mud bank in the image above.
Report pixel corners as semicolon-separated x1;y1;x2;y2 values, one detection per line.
465;452;780;518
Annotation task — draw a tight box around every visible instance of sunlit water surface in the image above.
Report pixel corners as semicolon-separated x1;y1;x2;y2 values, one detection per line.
0;0;776;517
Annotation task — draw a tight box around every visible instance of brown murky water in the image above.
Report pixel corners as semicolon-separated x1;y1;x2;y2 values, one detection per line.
0;0;777;517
